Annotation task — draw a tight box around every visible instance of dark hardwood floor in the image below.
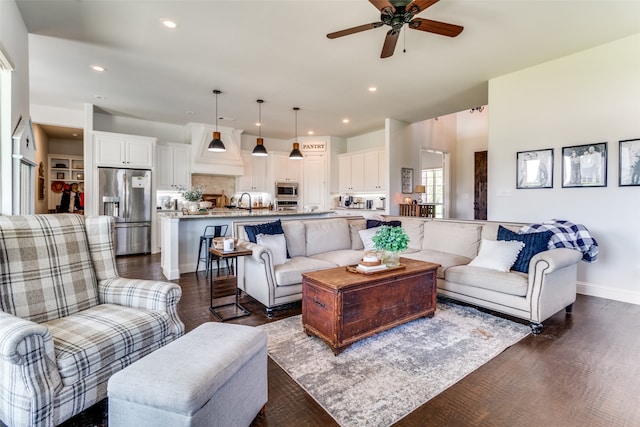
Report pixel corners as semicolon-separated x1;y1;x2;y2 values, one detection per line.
61;254;640;427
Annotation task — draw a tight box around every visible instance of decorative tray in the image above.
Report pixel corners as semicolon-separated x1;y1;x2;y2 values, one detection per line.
345;264;406;275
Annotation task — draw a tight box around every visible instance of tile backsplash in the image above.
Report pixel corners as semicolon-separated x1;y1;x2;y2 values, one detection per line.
191;174;235;196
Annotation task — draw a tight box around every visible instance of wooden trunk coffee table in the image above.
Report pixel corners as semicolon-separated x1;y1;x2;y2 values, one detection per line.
302;258;439;355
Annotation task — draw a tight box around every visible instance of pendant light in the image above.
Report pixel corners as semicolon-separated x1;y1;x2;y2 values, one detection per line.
208;89;226;152
289;107;303;160
252;99;268;156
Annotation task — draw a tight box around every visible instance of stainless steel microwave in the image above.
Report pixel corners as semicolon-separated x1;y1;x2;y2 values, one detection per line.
275;182;298;198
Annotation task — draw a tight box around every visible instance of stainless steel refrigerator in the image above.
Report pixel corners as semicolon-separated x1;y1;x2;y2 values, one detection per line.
98;167;152;256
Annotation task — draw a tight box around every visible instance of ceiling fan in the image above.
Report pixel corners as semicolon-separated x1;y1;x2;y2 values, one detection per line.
327;0;463;58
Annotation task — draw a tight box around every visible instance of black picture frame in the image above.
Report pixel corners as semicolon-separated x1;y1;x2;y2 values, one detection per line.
401;168;413;193
619;138;640;186
561;142;607;188
516;149;553;189
56;172;65;179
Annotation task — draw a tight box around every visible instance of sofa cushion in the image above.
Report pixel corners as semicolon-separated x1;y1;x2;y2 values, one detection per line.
497;226;554;273
481;222;521;241
0;214;99;323
349;221;366;250
310;249;364;267
399;218;424;250
44;303;171;386
244;219;284;243
282;221;306;257
273;257;337;286
401;250;472;279
444;265;529;297
468;239;525;272
257;233;287;265
366;219;401;229
422;221;482;259
358;227;380;251
304;219;351;256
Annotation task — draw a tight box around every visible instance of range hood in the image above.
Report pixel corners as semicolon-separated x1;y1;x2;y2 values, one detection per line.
188;123;245;176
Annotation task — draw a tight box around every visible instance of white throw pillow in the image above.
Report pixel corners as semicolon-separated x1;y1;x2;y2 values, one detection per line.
358;227;381;252
468;239;525;272
256;233;287;266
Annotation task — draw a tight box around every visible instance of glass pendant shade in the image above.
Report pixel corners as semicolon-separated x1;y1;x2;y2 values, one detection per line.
208;131;226;152
252;137;268;156
289;142;303;160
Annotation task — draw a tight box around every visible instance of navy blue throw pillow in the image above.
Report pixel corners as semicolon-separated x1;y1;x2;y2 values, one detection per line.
244;219;289;258
366;219;401;229
497;226;553;273
244;219;284;243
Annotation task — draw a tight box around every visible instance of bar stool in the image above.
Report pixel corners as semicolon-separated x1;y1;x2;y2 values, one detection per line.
195;225;230;276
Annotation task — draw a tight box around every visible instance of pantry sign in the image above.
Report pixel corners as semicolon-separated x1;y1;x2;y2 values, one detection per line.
301;142;326;152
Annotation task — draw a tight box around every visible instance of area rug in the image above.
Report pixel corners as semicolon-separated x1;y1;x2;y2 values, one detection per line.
258;299;530;427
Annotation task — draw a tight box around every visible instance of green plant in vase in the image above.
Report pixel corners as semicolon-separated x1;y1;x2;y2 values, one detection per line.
179;185;206;212
372;225;409;267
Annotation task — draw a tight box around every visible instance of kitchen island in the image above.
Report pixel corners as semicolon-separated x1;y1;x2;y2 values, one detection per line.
160;209;337;279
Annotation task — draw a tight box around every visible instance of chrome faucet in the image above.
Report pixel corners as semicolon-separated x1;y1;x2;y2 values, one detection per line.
239;192;252;213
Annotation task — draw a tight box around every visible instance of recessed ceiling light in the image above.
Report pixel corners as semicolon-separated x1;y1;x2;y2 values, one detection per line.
342;118;350;124
308;131;314;135
90;65;105;72
72;133;78;137
162;19;177;29
94;95;106;100
368;86;377;92
256;122;261;127
185;110;194;115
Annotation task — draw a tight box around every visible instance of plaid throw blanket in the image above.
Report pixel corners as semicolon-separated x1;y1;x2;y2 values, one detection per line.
520;219;598;262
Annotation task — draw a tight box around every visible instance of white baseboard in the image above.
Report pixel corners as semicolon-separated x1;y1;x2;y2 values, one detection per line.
577;281;640;306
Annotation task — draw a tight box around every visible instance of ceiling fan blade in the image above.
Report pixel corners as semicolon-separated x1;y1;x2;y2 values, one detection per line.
381;29;400;58
409;18;463;37
327;22;383;39
406;0;439;15
369;0;395;14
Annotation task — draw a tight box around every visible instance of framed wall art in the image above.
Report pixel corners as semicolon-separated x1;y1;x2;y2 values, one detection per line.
516;149;553;189
619;138;640;186
561;142;607;188
401;167;413;193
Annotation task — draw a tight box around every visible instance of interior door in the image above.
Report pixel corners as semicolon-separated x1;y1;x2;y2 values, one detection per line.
474;151;488;220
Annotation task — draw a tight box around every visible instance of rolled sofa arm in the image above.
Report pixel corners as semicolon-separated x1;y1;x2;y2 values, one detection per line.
529;248;583;274
98;278;185;337
0;311;55;365
237;240;274;266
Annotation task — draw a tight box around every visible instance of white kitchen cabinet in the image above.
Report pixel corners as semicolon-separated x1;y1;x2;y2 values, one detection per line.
94;131;155;169
363;150;387;191
238;151;269;191
338;152;364;192
302;154;326;209
273;154;301;183
156;143;191;190
339;150;385;192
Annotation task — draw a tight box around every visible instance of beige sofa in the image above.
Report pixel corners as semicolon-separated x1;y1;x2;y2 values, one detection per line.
233;216;582;333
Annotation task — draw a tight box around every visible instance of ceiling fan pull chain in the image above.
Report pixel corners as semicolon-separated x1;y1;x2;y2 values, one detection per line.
403;28;406;53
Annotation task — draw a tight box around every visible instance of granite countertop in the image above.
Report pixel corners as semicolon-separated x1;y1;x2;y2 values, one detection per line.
159;209;335;219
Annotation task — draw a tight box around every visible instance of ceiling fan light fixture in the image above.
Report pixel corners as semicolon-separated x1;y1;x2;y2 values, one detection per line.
289;107;303;160
252;99;268;157
208;89;226;152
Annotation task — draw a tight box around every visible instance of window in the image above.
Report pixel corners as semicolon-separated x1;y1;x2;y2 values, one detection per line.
422;168;443;218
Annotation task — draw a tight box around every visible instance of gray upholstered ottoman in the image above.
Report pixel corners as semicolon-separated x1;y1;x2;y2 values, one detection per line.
107;322;267;427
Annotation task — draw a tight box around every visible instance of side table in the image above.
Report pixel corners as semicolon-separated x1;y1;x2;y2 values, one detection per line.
208;246;253;321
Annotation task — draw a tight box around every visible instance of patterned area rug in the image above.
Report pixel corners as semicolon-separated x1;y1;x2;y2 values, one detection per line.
258;299;530;427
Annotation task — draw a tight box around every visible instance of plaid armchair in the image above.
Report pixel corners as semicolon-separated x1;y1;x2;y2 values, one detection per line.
0;215;184;427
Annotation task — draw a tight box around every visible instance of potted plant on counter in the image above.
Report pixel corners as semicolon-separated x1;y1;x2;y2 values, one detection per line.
372;225;409;267
179;185;206;213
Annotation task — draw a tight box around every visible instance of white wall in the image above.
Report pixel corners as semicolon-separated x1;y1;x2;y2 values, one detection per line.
0;0;29;214
455;108;489;219
347;129;384;152
93;112;186;143
489;33;640;304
